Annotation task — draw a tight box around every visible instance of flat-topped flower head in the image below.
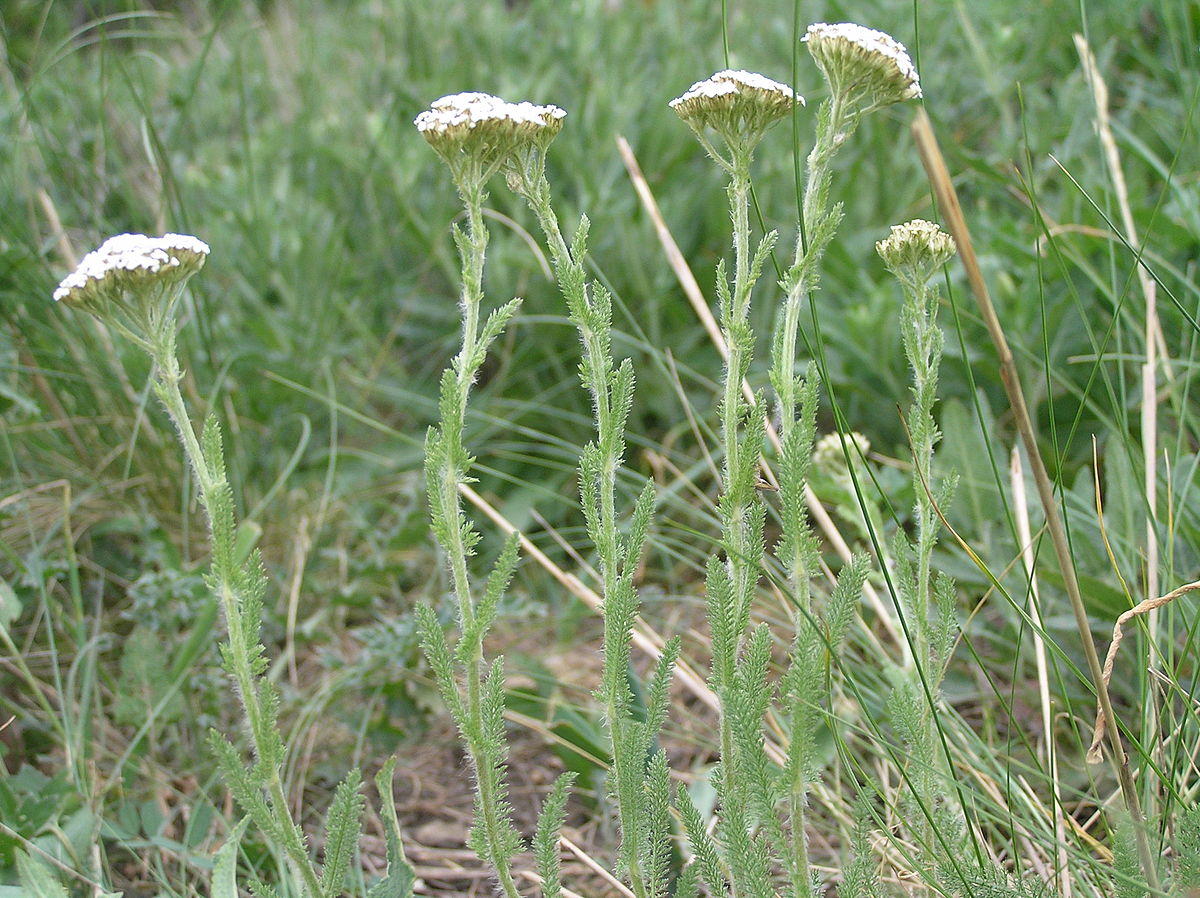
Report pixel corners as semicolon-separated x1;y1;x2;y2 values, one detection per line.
804;23;921;110
415;91;565;184
53;232;209;306
670;70;802;132
53;232;209;344
876;219;955;288
670;70;803;169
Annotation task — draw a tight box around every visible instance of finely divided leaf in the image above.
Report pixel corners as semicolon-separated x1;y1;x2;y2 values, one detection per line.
319;769;365;898
533;772;575;898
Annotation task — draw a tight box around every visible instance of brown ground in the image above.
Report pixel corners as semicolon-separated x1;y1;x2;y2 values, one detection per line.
372;607;715;898
378;718;617;898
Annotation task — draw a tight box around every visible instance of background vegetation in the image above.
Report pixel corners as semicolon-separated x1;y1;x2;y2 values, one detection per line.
1;0;1197;894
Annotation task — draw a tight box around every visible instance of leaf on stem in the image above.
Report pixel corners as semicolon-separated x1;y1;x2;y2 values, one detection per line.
368;758;417;898
533;772;576;898
319;769;365;898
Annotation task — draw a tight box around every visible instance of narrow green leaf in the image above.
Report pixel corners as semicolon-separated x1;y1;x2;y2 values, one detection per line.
641;636;680;754
368;759;417;898
677;785;727;897
641;752;673;898
621;479;657;582
466;532;521;649
1178;805;1200;887
533;772;575;898
207;730;280;844
415;604;464;721
319;769;365;898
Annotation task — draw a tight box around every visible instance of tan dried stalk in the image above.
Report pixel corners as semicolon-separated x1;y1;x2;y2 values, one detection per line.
1088;578;1200;763
911;108;1161;893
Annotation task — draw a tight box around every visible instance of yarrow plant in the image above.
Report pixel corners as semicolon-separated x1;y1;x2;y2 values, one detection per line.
417;82;685;898
37;14;1200;898
662;22;926;895
414;90;572;898
500;96;684;898
875;220;963;875
53;235;412;898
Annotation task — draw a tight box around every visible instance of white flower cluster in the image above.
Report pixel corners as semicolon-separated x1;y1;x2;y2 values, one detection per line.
803;22;922;104
669;69;802;158
415;92;565;146
54;233;210;304
669;69;803;111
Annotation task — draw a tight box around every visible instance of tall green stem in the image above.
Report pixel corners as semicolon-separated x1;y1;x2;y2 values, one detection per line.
149;330;324;898
433;180;523;898
710;161;767;898
442;185;489;637
767;96;855;898
521;170;653;898
904;284;941;672
718;164;753;719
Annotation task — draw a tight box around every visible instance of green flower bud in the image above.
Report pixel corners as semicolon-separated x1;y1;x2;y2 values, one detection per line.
876;219;955;289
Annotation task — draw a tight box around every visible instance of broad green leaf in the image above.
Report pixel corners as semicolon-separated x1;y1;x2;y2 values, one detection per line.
211;817;250;898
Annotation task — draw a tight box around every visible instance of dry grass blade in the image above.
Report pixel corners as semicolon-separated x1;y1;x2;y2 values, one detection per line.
911;107;1161;891
1075;33;1169;800
1010;446;1070;897
1087;578;1200;763
559;834;637;898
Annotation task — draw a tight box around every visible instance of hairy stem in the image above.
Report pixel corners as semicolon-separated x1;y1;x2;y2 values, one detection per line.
434;178;523;898
523;171;652;898
149;331;323;898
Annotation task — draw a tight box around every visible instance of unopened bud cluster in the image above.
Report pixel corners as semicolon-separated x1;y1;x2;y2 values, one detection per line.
876;219;956;288
812;431;871;476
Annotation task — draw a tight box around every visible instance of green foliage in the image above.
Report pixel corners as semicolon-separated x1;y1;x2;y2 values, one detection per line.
1113;817;1149;898
677;785;727;898
1178;805;1200;890
366;759;416;898
320;770;365;898
415;604;464;721
0;771;59;866
211;817;251;898
840;795;881;898
14;851;69;898
533;772;575;898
